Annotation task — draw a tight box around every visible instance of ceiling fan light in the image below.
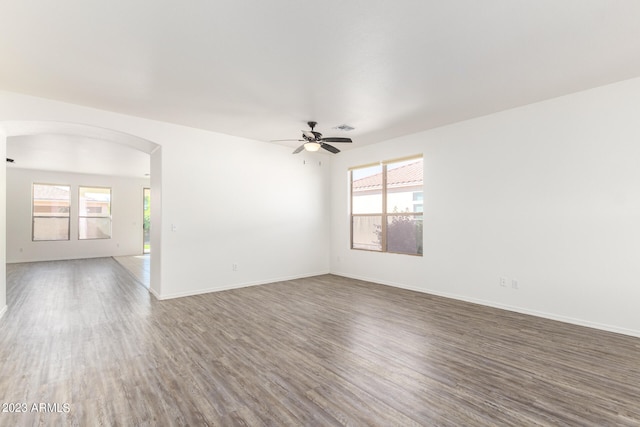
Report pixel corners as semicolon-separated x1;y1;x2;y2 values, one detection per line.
304;142;321;152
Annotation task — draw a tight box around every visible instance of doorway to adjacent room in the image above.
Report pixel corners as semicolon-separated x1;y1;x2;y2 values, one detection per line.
143;187;151;254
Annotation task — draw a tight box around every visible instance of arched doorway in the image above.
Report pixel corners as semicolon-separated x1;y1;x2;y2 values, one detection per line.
0;121;163;315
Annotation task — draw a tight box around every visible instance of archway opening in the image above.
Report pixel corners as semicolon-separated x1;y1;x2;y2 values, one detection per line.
1;121;162;311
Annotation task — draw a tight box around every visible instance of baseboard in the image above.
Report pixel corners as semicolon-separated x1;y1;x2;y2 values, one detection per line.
333;271;640;339
154;270;331;301
148;286;161;300
0;305;7;320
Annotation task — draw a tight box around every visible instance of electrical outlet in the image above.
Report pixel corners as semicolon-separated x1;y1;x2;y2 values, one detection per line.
232;263;238;271
500;277;507;287
511;279;519;290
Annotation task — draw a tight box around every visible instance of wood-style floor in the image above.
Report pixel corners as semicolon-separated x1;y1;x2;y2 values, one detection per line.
114;254;150;288
1;258;639;426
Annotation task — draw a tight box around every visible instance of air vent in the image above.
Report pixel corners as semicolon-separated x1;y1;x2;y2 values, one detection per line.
333;124;355;131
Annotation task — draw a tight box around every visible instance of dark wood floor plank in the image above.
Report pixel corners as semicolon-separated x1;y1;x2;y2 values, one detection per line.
1;258;639;426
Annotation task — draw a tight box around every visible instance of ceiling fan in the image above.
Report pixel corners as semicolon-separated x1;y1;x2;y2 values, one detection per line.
273;121;353;154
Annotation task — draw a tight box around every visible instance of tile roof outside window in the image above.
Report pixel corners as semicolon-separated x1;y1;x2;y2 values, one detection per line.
352;160;423;191
33;184;70;200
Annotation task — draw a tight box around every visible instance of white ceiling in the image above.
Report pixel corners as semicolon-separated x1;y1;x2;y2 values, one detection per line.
2;1;640;174
7;134;151;178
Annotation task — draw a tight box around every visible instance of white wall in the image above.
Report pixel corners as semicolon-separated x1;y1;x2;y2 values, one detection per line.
0;90;331;301
331;77;640;338
154;130;331;299
150;147;163;298
6;168;150;263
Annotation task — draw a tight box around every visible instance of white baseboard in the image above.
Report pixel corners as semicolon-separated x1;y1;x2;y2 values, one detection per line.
148;286;161;300
154;270;331;301
333;271;640;339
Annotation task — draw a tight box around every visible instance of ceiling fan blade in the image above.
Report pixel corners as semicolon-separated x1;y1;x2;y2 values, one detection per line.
321;143;340;154
321;137;352;143
292;144;306;154
271;139;304;142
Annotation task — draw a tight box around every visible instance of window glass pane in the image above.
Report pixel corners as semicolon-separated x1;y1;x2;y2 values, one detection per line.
33;217;70;241
352;164;383;214
33;184;70;217
79;186;111;239
386;158;423;213
387;215;423;255
79;187;111;217
33;184;70;241
352;216;382;251
79;217;112;239
33;202;70;216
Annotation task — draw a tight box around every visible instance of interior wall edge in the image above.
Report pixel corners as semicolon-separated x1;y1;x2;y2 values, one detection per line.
148;286;161;301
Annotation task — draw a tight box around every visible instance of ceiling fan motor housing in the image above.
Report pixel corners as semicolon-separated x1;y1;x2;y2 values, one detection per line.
303;122;323;141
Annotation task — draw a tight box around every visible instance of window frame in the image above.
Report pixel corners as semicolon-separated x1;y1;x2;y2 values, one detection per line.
32;183;71;242
78;185;112;240
350;155;423;256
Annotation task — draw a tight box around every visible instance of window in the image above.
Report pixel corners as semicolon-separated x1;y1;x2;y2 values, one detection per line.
351;156;423;255
79;186;112;239
32;184;71;241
